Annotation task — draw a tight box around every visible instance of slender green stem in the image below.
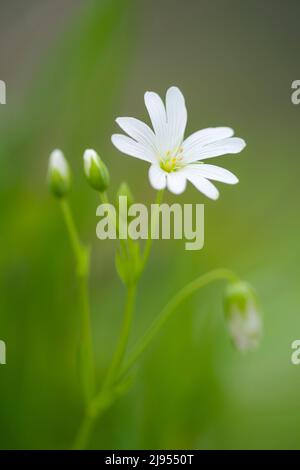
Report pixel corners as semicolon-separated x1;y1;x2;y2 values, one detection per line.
77;271;95;402
99;191;109;205
60;199;83;266
99;191;116;233
72;383;118;450
103;284;136;389
118;268;238;381
72;284;137;449
72;409;95;450
60;199;95;402
99;190;127;250
72;190;165;448
141;189;164;270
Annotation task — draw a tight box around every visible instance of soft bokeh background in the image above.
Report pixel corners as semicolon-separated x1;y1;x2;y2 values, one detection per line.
0;0;300;449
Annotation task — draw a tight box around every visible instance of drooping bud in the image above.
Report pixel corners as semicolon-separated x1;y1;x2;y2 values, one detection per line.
83;149;109;192
116;181;134;209
48;149;71;198
223;281;262;351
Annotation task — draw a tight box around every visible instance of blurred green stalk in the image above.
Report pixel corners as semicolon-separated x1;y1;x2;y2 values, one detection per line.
60;199;95;403
103;284;136;389
119;268;239;380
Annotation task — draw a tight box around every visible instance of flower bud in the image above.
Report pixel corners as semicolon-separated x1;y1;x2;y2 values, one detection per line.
223;281;262;351
116;181;134;208
48;149;71;198
83;149;109;192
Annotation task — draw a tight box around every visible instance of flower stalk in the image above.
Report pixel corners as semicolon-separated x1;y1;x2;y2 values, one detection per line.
60;199;95;403
102;283;136;390
140;189;164;272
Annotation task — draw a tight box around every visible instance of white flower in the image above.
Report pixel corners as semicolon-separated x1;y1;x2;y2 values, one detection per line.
224;281;262;352
83;149;99;178
83;149;110;192
48;149;71;198
227;306;262;352
49;149;69;179
111;86;246;199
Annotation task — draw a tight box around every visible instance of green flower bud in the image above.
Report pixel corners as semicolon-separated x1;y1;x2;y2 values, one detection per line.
223;281;262;351
116;181;134;208
48;149;71;198
83;149;109;192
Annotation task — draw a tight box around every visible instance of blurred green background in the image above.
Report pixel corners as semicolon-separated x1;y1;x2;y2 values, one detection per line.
0;0;300;450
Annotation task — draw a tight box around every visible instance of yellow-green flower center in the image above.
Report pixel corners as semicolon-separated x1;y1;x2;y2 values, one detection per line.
160;148;184;173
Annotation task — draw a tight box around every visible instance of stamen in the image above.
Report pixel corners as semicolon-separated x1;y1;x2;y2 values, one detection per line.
159;145;185;173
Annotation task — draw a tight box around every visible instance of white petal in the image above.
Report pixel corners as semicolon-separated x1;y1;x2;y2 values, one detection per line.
185;170;219;200
111;134;154;163
84;149;103;177
49;149;69;177
184;137;246;163
184;127;234;149
115;117;157;153
183;127;234;162
189;164;239;184
165;86;187;151
144;91;167;151
166;171;187;194
148;165;167;190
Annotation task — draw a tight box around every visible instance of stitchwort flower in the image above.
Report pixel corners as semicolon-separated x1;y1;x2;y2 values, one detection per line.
224;281;262;351
112;86;246;199
83;149;110;192
48;149;71;198
112;87;246;199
